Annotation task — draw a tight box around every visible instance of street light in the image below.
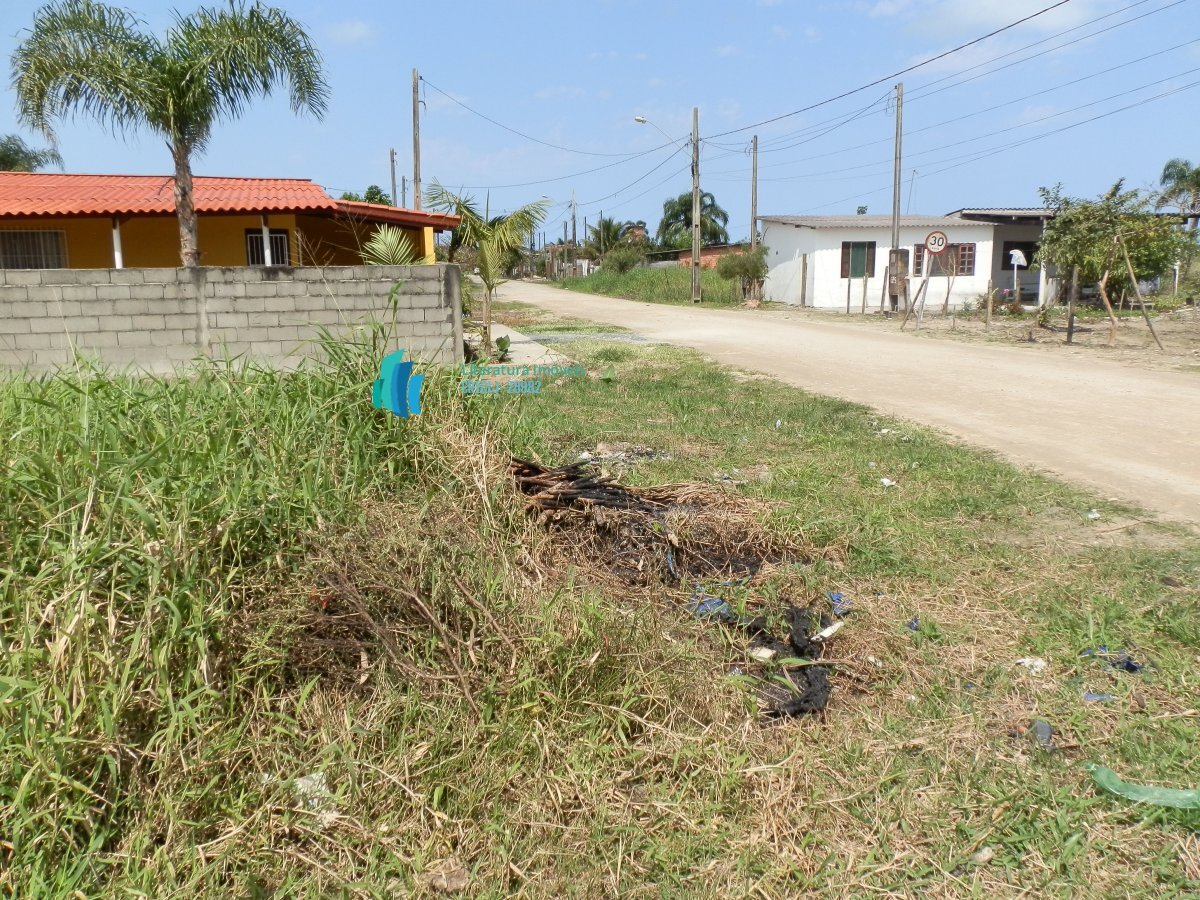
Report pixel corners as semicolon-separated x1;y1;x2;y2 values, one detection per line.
635;111;702;303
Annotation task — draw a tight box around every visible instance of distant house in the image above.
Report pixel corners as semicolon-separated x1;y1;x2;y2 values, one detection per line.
759;209;1053;309
0;172;459;269
647;243;748;269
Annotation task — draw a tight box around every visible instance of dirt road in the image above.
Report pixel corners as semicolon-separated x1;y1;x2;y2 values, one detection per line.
499;281;1200;525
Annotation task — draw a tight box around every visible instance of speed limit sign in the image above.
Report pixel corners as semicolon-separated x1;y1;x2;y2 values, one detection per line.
924;231;949;254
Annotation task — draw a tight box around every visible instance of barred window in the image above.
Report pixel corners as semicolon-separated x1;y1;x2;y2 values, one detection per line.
245;229;290;266
839;241;876;278
0;230;67;268
914;242;975;277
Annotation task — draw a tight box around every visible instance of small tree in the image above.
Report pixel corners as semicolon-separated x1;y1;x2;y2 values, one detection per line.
716;247;768;306
1038;181;1196;343
339;185;392;205
425;182;548;352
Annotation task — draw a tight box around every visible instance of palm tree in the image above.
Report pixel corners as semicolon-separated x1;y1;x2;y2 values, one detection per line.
1158;158;1200;230
12;0;329;266
425;182;549;351
655;191;730;248
0;133;62;171
586;216;624;256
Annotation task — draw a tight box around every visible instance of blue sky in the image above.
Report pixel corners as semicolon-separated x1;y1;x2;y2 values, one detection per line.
2;0;1198;239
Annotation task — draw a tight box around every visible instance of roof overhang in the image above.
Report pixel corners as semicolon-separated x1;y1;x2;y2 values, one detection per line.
334;201;460;232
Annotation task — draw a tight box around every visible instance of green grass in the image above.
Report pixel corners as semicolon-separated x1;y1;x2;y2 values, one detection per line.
559;265;743;306
2;324;1198;896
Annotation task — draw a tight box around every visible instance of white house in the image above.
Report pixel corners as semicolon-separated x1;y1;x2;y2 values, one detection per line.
759;210;1053;310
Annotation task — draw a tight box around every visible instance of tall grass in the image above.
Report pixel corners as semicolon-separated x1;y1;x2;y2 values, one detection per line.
0;335;488;891
559;265;741;306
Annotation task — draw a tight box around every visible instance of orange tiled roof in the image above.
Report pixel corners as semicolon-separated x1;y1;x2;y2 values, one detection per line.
0;173;461;233
0;172;340;217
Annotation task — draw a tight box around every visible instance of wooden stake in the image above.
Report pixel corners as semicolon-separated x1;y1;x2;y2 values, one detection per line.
879;264;889;313
1066;266;1078;344
900;275;929;330
861;273;868;314
1097;269;1119;346
846;276;852;315
1118;234;1165;351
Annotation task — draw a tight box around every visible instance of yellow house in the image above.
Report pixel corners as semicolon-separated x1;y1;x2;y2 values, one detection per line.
0;172;459;268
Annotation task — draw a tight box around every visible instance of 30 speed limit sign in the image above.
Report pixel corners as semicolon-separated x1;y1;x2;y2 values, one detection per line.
924;231;949;255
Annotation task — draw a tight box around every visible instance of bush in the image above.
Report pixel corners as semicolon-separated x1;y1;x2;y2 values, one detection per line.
602;245;645;274
716;247;767;300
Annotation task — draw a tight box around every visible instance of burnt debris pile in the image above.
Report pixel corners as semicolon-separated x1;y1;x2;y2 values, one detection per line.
511;457;840;717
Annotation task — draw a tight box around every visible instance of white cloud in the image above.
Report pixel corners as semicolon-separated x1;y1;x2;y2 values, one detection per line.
717;44;740;57
870;0;913;17
756;0;783;6
328;20;371;44
647;77;666;88
771;24;791;39
802;25;821;41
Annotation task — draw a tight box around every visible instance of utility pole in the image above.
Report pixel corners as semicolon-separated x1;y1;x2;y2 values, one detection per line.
749;135;758;253
889;83;904;312
691;106;701;303
412;69;422;210
401;176;407;208
571;190;577;274
389;148;398;208
599;209;604;255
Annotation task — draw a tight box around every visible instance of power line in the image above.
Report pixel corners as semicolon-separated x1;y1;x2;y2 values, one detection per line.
707;35;1200;180
420;75;646;158
701;0;1074;140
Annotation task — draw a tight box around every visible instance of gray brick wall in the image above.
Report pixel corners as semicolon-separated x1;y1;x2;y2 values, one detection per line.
0;264;463;373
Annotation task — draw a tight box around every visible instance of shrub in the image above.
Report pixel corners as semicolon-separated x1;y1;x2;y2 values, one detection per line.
602;245;645;274
716;247;768;300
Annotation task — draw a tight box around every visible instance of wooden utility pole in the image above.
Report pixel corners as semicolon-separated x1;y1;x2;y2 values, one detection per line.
401;176;407;208
1066;266;1078;344
599;209;604;255
389;148;398;208
412;69;422;210
750;135;758;252
571;191;577;274
691;106;701;303
889;83;904;312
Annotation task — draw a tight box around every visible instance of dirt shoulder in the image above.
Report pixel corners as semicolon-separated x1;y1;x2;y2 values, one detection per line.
498;280;1200;526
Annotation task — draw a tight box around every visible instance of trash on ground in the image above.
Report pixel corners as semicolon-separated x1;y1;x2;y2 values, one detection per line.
747;605;835;717
880;478;898;488
1080;646;1145;673
590;441;671;464
775;419;782;429
1083;692;1116;703
1031;719;1056;751
905;617;920;632
510;457;830;719
970;846;997;866
687;591;749;625
813;620;844;642
1087;509;1101;521
1016;657;1048;675
1089;765;1200;809
827;591;853;616
417;857;471;894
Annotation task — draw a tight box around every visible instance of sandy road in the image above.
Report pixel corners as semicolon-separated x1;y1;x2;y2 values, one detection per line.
498;280;1200;525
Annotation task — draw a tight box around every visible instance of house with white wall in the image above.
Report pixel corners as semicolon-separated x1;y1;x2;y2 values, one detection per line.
759;210;1053;310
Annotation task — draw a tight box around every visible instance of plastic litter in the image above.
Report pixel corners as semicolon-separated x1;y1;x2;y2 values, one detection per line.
687;594;744;624
1031;719;1056;751
775;419;782;429
1081;646;1144;674
813;621;844;642
969;846;996;866
1088;765;1200;809
1083;692;1116;703
827;592;853;617
748;646;777;662
880;478;898;488
1016;657;1048;675
1087;509;1101;521
747;605;835;717
905;617;920;632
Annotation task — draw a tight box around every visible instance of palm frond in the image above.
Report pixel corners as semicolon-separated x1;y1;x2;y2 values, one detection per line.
361;225;419;266
11;0;160;141
169;0;329;129
0;134;63;171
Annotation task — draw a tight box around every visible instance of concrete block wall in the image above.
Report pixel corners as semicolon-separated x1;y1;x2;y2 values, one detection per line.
0;264;463;373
